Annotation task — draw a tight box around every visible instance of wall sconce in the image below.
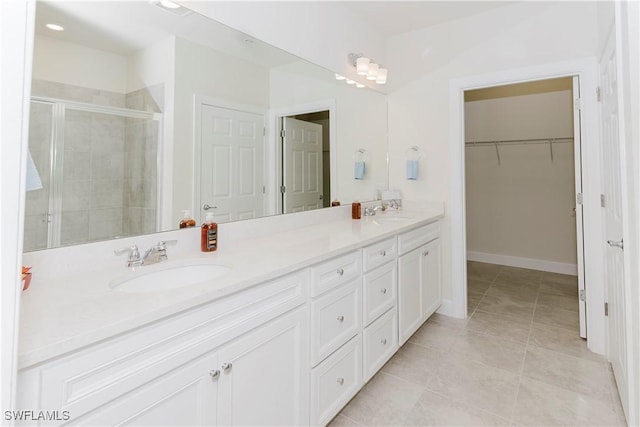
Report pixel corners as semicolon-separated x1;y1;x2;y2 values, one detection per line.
347;53;388;85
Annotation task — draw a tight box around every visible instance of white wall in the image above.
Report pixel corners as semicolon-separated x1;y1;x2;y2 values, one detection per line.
172;36;270;225
270;63;388;204
386;1;598;302
32;35;127;93
465;90;577;270
181;1;386;92
126;37;173;94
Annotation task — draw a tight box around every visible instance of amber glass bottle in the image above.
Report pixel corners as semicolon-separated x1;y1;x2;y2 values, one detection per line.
351;202;361;219
201;213;218;252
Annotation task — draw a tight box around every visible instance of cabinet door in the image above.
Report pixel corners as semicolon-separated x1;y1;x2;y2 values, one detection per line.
421;238;442;321
217;307;309;426
74;352;219;426
398;248;423;345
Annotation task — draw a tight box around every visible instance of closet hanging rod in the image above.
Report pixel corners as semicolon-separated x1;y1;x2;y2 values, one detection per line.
465;136;574;146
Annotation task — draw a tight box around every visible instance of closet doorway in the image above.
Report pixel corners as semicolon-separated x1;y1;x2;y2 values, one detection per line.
463;77;587;338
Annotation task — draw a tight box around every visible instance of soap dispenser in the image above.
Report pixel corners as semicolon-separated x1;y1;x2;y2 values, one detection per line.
201;213;218;252
179;210;196;229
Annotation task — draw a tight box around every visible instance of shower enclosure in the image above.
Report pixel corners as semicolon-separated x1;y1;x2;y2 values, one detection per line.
24;96;162;251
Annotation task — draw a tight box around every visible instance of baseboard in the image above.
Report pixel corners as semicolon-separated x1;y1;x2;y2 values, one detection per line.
467;251;578;276
436;299;456;317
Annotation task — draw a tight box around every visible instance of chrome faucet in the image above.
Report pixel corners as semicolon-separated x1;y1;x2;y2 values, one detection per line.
115;240;177;268
364;205;382;216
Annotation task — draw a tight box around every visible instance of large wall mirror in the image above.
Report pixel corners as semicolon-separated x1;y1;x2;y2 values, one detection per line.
24;0;389;251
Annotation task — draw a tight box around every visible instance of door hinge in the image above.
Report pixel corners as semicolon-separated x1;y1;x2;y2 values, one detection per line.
576;193;583;205
604;302;609;316
263;127;266;136
280;129;286;138
596;86;601;102
574;97;582;110
262;185;266;194
579;289;586;302
280;185;286;194
600;194;606;207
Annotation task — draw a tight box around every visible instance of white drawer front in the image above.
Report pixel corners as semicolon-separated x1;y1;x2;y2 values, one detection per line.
311;251;361;297
362;237;397;272
311;279;361;366
363;308;398;382
363;262;397;326
311;335;362;427
398;222;440;255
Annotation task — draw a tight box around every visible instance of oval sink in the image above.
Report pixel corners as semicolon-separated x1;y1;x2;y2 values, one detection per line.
110;262;231;293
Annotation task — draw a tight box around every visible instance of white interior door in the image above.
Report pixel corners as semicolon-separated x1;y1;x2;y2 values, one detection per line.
572;76;587;338
200;104;264;223
600;28;629;419
282;117;323;213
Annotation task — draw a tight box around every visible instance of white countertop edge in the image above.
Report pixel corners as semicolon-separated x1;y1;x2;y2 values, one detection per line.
18;209;443;369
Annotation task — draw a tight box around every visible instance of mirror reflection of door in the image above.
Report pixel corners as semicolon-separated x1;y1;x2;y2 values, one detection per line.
200;104;265;223
281;112;330;214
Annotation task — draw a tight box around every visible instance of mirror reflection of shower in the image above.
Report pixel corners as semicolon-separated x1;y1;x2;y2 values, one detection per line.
24;81;162;251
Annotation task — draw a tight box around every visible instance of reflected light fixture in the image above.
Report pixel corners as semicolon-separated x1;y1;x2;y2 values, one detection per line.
376;68;388;85
335;74;346;81
355;83;365;88
46;23;65;31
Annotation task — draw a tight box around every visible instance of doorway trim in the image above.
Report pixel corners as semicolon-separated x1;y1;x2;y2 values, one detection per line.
449;58;605;354
270;99;336;216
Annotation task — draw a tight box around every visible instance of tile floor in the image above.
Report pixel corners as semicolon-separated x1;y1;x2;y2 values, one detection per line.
330;262;627;426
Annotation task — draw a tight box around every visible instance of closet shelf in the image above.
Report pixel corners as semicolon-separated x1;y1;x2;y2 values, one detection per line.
465;137;574;165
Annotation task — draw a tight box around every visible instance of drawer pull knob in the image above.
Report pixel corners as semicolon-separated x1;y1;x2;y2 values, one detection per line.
337;377;345;385
337;315;345;322
209;369;220;380
381;338;387;345
337;268;344;276
380;250;386;256
423;251;429;256
381;288;387;294
221;362;233;372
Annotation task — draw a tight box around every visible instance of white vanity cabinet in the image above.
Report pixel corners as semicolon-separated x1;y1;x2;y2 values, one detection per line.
17;271;309;426
397;222;442;345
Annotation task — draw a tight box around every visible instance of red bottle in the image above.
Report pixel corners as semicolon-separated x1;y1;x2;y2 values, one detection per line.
352;202;361;219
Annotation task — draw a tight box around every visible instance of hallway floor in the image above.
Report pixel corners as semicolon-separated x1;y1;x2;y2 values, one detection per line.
330;262;627;426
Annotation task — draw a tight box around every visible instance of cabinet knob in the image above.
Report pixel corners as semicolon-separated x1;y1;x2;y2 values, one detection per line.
221;362;233;372
336;377;345;385
209;369;220;380
423;251;429;256
337;268;344;276
337;315;345;322
380;250;386;257
381;338;387;345
380;288;387;294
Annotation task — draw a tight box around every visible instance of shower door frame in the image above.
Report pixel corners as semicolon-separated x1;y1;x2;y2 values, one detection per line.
30;96;163;249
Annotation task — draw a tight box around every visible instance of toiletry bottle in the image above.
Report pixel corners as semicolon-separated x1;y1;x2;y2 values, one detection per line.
352;201;361;219
331;199;341;206
201;213;218;252
179;210;196;229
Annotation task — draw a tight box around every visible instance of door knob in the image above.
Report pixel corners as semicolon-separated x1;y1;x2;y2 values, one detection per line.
607;239;624;250
203;204;217;210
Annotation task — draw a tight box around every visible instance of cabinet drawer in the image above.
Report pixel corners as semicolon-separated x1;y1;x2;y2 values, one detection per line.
398;222;440;255
310;335;362;427
362;237;396;272
363;261;397;326
363;308;398;382
311;251;361;297
310;279;361;366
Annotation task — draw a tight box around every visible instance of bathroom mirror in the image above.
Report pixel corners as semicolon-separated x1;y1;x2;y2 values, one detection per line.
24;0;389;251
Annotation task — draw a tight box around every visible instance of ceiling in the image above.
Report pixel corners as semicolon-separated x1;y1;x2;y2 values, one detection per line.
343;1;514;38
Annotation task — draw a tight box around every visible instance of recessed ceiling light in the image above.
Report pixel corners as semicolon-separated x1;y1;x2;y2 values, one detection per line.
46;23;65;32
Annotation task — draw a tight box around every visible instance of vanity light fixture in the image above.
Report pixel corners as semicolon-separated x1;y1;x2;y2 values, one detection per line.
355;83;365;88
347;52;388;86
150;0;193;16
45;23;65;31
335;74;346;81
159;0;180;8
346;79;356;85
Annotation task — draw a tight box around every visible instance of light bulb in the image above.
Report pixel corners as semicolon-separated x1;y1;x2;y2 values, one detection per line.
366;63;379;80
356;57;370;75
335;74;346;80
376;68;388;84
346;79;356;85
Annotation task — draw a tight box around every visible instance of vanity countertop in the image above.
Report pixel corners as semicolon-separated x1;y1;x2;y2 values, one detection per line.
18;208;443;369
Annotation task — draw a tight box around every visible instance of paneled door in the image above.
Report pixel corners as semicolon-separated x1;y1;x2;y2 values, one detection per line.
200;104;264;223
282;117;323;213
600;26;629;420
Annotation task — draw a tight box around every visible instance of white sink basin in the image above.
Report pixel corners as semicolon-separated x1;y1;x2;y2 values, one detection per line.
110;261;231;293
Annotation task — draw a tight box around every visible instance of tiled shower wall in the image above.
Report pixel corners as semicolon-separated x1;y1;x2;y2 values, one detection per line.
24;80;162;251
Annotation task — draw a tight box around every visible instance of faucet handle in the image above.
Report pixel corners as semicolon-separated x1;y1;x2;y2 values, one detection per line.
114;245;139;257
157;240;177;249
